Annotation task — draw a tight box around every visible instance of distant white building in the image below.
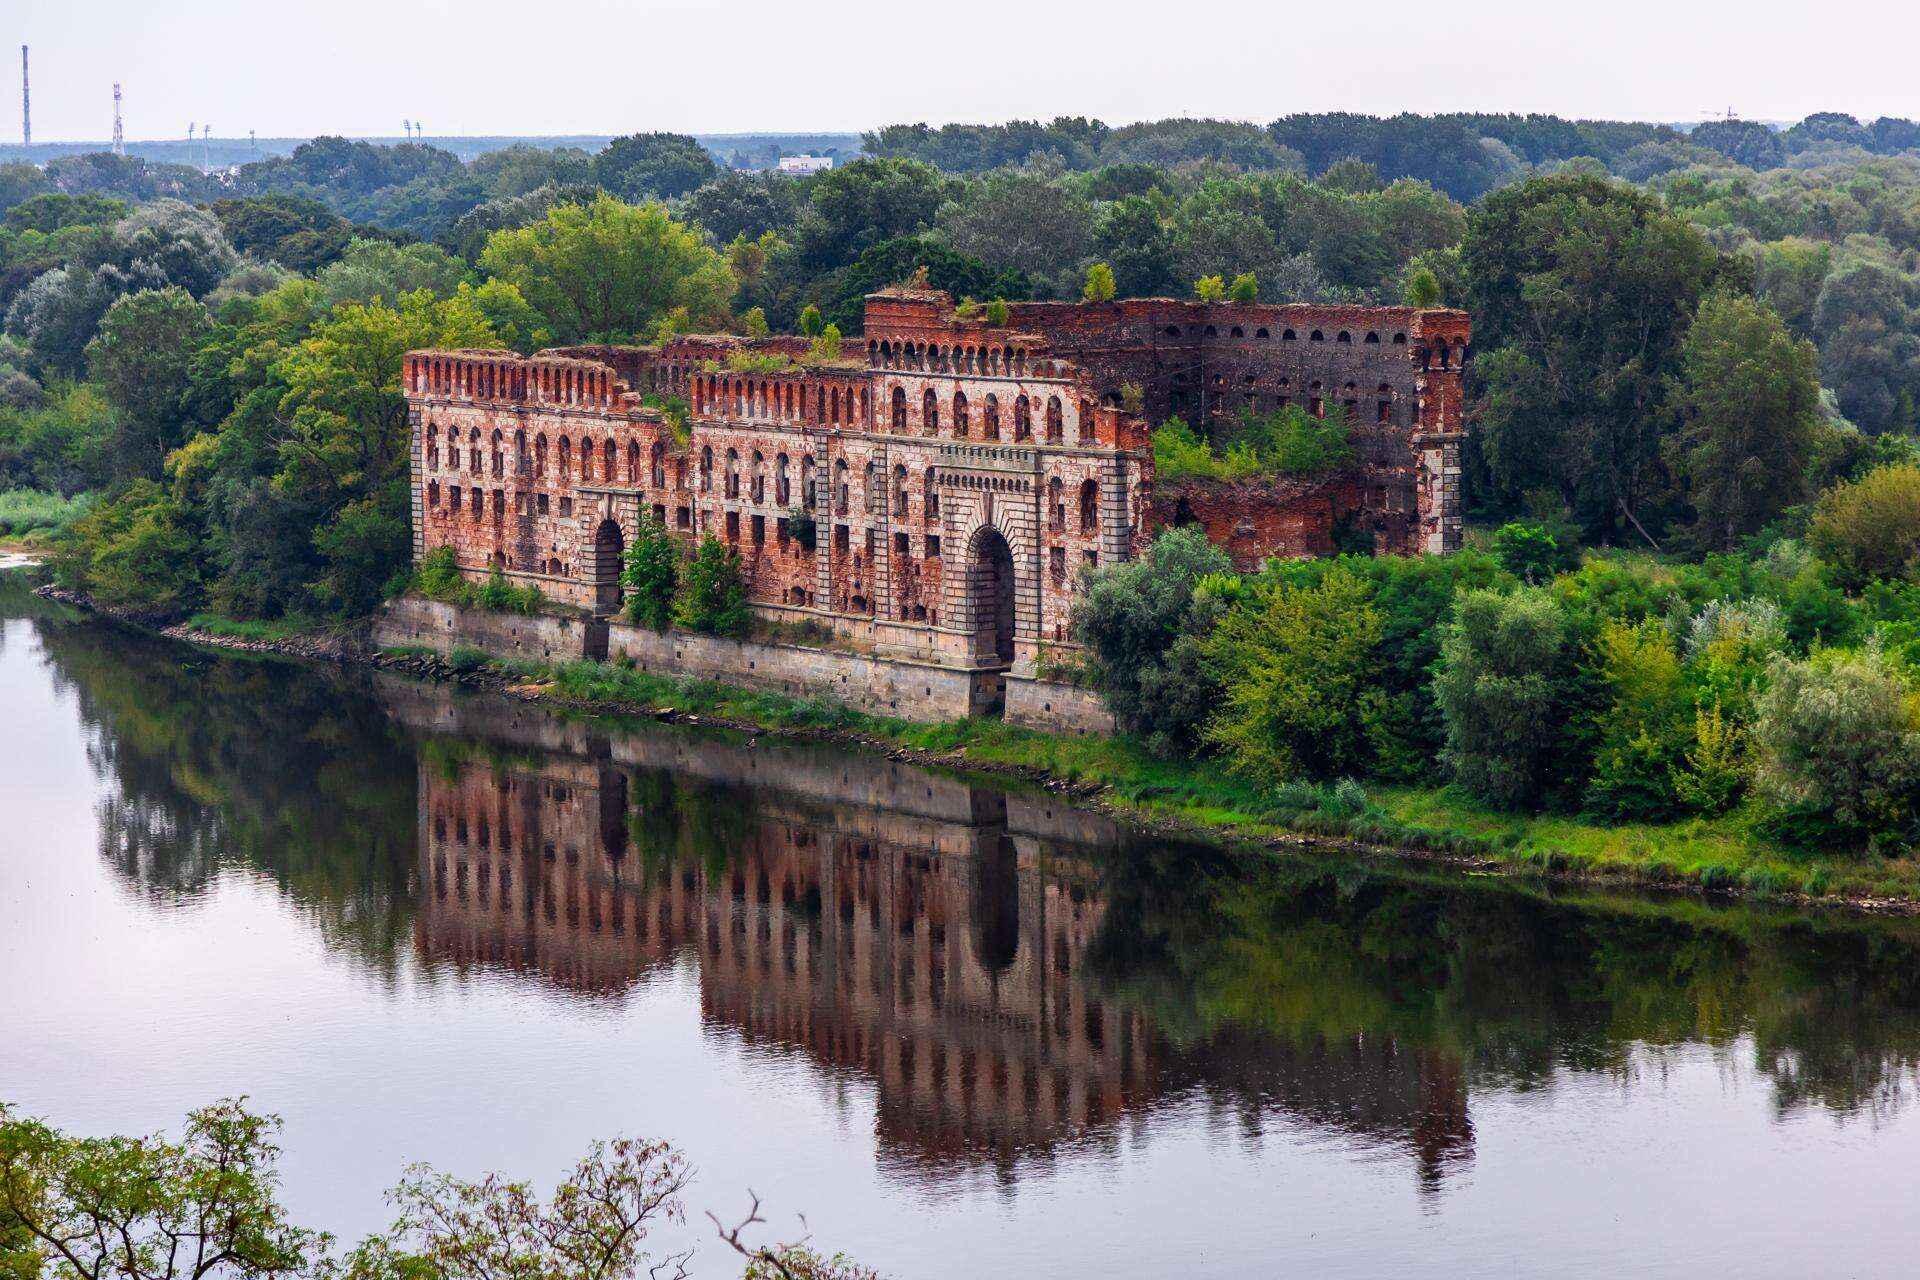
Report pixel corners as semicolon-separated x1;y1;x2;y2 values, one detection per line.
776;154;833;175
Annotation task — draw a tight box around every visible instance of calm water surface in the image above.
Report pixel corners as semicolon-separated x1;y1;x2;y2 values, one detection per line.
6;571;1920;1277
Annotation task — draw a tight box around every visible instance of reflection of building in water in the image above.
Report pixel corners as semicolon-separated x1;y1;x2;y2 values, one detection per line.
416;735;1151;1167
398;680;1473;1181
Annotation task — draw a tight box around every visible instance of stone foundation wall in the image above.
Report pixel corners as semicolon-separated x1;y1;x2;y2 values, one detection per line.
372;596;600;663
1004;675;1115;736
605;620;990;720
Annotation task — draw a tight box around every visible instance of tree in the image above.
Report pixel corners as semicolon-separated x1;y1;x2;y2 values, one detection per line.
1811;260;1920;433
932;160;1093;288
797;304;823;338
1464;174;1730;540
1404;266;1440;308
479;193;734;344
1665;293;1821;552
593;133;718;202
1753;647;1920;851
0;1099;320;1280
684;171;803;246
1808;463;1920;586
1227;272;1258;303
673;535;748;635
85;287;213;479
1201;568;1382;779
621;513;679;630
1071;527;1231;756
317;238;470;307
1092;194;1177;298
1082;262;1116;303
1193;275;1225;301
791;158;949;270
1433;587;1574;810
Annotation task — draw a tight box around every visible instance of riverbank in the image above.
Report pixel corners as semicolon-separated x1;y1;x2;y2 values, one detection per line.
29;577;1920;913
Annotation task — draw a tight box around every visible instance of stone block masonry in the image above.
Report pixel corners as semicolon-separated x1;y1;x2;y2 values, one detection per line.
403;289;1468;731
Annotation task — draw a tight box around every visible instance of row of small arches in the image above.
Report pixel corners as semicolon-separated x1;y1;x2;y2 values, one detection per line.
889;387;1096;445
869;339;1053;379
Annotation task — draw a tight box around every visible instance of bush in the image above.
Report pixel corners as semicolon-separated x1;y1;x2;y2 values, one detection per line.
415;546;470;604
672;534;748;635
1752;646;1920;852
448;645;489;673
1071;527;1231;756
61;480;201;612
1201;568;1383;780
1808;463;1920;587
1582;618;1690;822
1151;406;1356;482
786;505;817;552
0;488;92;539
1433;587;1575;810
475;564;542;615
1492;522;1576;583
620;512;678;629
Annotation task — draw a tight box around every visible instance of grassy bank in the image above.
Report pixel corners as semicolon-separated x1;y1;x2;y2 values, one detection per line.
392;649;1920;907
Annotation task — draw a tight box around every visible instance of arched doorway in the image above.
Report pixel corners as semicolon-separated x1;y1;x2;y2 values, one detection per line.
966;524;1017;665
591;518;624;612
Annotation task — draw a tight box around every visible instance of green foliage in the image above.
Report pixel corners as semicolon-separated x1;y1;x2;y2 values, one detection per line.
672;534;748;636
1082;261;1117;302
478;193;733;344
806;323;843;362
84;287;212;481
474;564;542;615
1201;569;1383;780
1808;463;1920;587
0;488;92;539
1433;587;1575;810
1151;406;1357;482
620;512;679;630
592;131;718;201
786;505;817;552
984;298;1009;327
1228;272;1258;303
798;303;824;338
1071;527;1231;756
1753;646;1920;851
61;479;202;612
1582;619;1691;822
1491;522;1576;583
1404;266;1441;308
742;305;770;339
1193;274;1225;301
414;545;469;604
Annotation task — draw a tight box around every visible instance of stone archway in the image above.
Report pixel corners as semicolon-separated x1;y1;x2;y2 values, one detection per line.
965;523;1016;666
591;517;624;613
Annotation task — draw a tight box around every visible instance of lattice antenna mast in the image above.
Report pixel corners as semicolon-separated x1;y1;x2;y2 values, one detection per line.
202;123;211;172
111;83;124;156
20;46;28;147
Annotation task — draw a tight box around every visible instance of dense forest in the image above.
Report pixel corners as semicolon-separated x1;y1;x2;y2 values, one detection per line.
5;110;1920;855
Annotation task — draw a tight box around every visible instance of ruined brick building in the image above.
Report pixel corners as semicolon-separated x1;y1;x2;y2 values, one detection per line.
406;290;1469;710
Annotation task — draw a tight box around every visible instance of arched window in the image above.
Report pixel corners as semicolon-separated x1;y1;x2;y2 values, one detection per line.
649;441;665;488
775;454;790;506
725;448;740;499
803;454;817;509
558;436;571;476
922;388;938;436
983;394;1000;440
893;463;908;517
953;391;969;437
426;424;439;469
1080;479;1098;532
1048;476;1065;532
751;450;766;503
580;437;594;480
1045;396;1063;443
1013;395;1032;441
428;480;440;507
628;440;641;484
834;459;849;515
603;439;616;478
891;386;907;432
534;434;547;477
491;430;503;477
468;429;481;473
863;460;876;514
700;446;713;492
923;466;939;520
1078;399;1095;444
1337;331;1351;344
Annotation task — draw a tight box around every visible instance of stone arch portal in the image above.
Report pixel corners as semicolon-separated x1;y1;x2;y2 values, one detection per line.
965;523;1017;668
591;517;624;613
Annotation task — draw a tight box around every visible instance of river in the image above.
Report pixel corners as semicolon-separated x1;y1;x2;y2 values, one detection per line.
5;569;1920;1277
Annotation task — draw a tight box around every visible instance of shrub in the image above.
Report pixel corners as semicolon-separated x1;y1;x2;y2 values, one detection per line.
416;546;470;604
984;299;1009;327
1808;463;1920;586
1082;262;1116;302
621;512;678;630
798;304;824;338
1201;568;1383;780
1071;526;1231;756
1752;646;1920;851
1228;272;1258;303
475;564;542;615
1583;618;1690;822
0;488;92;539
786;505;817;552
672;534;748;636
1194;275;1225;301
1433;587;1574;810
448;645;489;673
1492;522;1575;583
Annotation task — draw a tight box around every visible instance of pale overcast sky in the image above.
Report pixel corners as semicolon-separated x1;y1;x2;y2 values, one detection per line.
12;0;1918;142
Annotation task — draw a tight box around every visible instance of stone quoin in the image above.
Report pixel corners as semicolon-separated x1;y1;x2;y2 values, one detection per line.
405;288;1469;713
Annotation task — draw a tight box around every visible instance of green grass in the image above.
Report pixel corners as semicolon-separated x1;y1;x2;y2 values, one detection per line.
0;489;92;540
184;612;313;643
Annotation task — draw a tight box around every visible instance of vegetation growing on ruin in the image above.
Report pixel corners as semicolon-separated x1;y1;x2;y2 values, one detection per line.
1152;405;1358;482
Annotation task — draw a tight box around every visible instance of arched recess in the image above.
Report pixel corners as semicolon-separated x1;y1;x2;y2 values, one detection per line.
591;517;625;612
963;523;1017;667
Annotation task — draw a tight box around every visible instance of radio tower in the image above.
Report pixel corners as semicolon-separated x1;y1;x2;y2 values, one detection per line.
111;83;124;156
19;46;28;147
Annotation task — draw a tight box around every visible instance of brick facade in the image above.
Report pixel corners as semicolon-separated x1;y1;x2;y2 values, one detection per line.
406;290;1469;690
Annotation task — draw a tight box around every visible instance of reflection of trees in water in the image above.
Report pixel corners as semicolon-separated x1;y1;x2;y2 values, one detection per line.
31;611;420;979
1088;839;1920;1132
